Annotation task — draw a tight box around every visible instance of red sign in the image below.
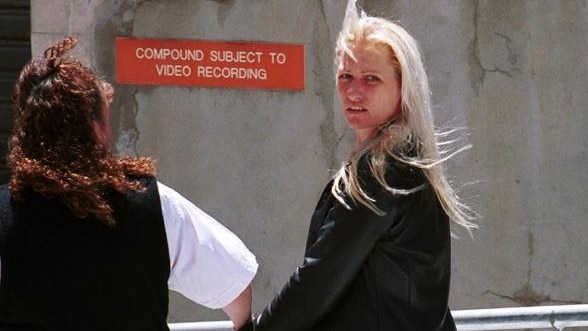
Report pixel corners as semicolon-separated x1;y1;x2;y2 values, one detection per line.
116;37;304;90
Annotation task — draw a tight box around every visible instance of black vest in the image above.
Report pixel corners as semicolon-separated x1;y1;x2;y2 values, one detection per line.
0;177;170;331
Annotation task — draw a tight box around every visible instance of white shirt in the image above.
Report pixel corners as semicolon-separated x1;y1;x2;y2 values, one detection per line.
0;181;258;310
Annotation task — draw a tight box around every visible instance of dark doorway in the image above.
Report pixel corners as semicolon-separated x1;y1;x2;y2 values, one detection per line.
0;0;30;183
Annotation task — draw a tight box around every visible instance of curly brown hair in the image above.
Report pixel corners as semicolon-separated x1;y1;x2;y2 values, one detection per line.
8;36;156;226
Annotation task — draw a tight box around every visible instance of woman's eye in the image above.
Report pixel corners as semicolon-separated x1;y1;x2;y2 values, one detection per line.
365;75;381;83
338;73;352;81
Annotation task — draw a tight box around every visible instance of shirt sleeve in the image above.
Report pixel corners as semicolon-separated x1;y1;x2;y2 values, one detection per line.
157;182;258;309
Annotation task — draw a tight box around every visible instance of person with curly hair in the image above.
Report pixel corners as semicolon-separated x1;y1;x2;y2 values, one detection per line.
240;1;477;330
0;37;257;331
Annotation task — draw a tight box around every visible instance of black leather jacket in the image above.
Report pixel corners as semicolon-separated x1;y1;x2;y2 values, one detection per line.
254;159;456;331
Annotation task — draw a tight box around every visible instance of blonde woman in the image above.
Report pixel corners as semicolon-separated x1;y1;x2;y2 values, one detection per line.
241;1;476;330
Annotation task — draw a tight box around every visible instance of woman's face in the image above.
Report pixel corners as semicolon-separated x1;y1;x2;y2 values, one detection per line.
93;103;112;150
93;82;113;150
336;43;401;144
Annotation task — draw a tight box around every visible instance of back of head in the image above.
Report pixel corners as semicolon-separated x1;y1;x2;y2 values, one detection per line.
8;37;154;226
12;37;105;163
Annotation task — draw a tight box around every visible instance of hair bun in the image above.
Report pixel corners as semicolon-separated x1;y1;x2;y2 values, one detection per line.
43;36;78;68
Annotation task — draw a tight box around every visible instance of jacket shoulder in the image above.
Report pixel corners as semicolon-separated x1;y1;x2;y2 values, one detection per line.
356;155;426;195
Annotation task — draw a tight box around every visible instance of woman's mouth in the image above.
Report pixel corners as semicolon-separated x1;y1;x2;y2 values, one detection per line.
347;106;367;113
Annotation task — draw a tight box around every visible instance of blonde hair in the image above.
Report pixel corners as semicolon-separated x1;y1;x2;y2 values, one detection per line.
332;0;477;231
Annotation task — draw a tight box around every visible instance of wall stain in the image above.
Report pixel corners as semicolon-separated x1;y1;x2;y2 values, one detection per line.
482;232;581;306
315;0;338;171
469;1;522;96
468;0;484;96
93;0;150;156
482;285;581;306
213;0;236;28
494;32;518;77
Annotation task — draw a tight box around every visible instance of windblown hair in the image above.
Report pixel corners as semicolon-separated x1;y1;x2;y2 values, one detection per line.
332;0;477;231
8;36;155;226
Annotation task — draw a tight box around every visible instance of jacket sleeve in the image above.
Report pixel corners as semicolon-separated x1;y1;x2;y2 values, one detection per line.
255;163;420;331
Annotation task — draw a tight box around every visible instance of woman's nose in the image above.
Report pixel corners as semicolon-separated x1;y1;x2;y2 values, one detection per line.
346;81;362;101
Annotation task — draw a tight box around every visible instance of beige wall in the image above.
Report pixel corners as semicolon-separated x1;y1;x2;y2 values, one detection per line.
31;0;588;324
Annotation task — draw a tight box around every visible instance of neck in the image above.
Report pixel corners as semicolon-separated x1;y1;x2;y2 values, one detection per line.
355;128;376;147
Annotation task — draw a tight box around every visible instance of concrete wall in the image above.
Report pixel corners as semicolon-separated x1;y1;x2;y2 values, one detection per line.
31;0;588;324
